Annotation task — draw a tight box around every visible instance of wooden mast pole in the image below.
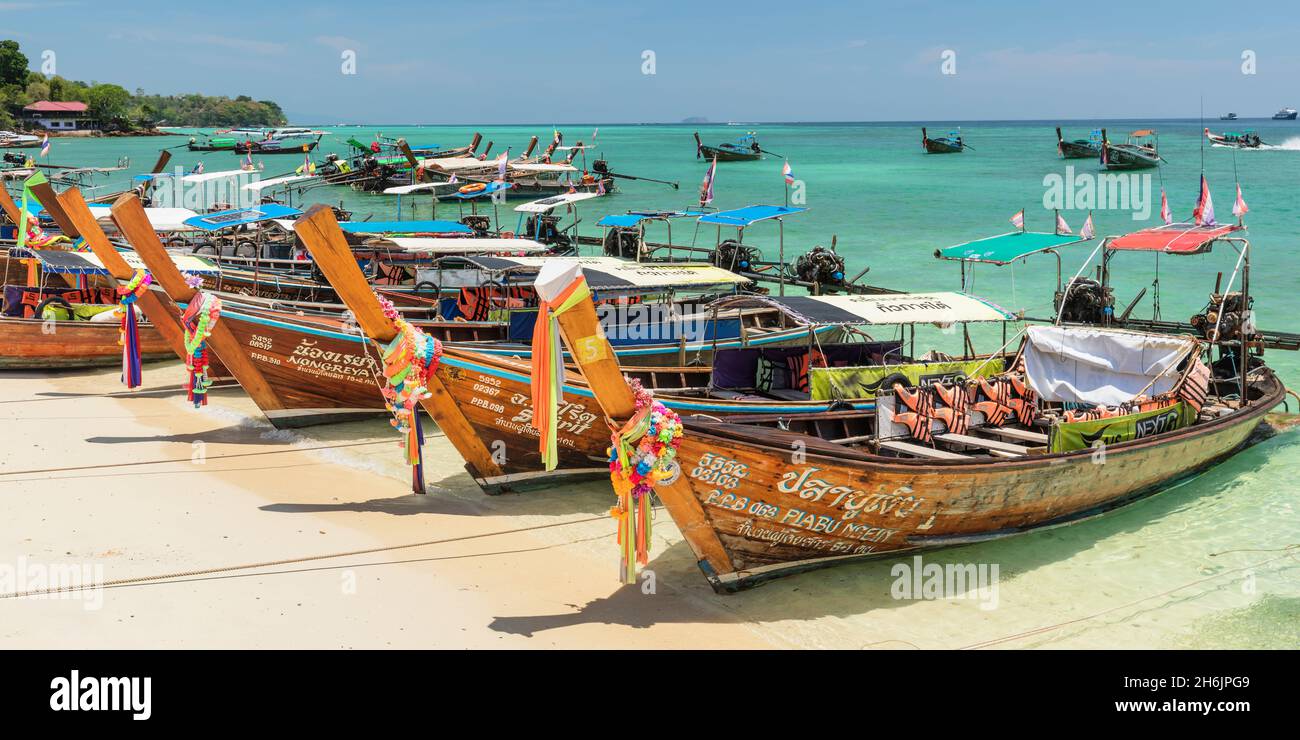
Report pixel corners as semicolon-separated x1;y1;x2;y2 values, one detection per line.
56;188;188;360
291;203;506;482
537;261;734;578
110;193;286;414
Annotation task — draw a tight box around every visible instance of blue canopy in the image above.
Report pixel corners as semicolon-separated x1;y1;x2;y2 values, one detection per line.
184;203;303;231
447;181;512;200
338;219;473;234
597;210;707;228
698;205;808;227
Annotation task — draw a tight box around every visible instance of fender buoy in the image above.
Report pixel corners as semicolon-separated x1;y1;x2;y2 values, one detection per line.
458;182;487;194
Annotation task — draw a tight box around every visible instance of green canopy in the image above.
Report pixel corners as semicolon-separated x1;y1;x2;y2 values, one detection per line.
935;231;1084;265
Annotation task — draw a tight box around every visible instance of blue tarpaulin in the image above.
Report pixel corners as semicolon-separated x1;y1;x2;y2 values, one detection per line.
597;211;707;228
698;205;808;227
184;203;303;231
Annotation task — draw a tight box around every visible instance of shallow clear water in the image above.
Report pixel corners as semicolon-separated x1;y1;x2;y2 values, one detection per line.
34;120;1300;646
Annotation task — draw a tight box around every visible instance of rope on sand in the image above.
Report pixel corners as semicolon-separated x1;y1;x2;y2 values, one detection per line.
0;440;394;477
0;515;609;600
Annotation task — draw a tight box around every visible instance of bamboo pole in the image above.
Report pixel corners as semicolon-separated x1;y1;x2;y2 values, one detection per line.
291;203;506;482
110;193;286;413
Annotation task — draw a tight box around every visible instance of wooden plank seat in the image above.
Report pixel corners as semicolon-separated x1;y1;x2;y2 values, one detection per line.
979;426;1049;445
879;440;971;460
765;388;808;401
935;432;1031;456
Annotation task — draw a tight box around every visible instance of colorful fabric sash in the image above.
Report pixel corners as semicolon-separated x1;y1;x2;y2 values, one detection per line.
116;270;152;389
529;274;591;471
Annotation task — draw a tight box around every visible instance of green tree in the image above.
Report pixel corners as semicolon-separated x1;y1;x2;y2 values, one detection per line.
86;82;131;122
0;40;27;88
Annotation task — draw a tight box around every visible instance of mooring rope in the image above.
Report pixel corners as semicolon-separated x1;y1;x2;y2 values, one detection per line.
0;515;609;600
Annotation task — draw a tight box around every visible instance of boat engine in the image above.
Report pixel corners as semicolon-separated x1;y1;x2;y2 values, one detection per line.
460;215;492;236
524;215;570;250
794;245;847;287
603;226;641;259
714;239;759;272
3;152;26;165
1054;278;1114;324
1190;292;1256;343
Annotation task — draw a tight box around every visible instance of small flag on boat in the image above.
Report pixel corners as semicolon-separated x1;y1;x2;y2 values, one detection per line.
1081;212;1095;240
567;179;577;194
243;150;254;170
1233;183;1249;219
1160;188;1172;225
596;178;606;195
448;173;458;184
1056;212;1072;235
1009;209;1024;229
496;152;508;180
591;128;598;141
39;135;49;157
700;155;717;206
191;162;204;175
782;160;794;185
1193;174;1216;226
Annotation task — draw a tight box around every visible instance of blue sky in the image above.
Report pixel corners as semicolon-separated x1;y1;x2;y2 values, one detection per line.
9;0;1300;123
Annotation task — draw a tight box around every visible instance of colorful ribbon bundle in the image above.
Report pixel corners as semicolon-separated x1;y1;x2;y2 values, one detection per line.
529;274;592;470
607;380;683;584
375;292;443;493
181;280;222;407
115;270;152;389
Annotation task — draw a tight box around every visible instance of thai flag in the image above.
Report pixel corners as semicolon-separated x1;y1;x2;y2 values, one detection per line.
699;155;717;206
782;160;794;185
1160;189;1172;225
1081;212;1095;240
1193;175;1216;226
244;151;254;170
1232;184;1249;219
1009;209;1024;229
191;162;204;175
39;135;49;157
596;178;606;195
1056;213;1072;235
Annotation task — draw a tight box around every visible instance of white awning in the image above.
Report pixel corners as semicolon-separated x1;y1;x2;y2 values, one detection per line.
513;192;601;213
382;181;460;195
419;157;493;172
508;162;577;173
87;205;200;233
369;237;549;254
94;250;220;275
180;169;249;184
502;256;750;288
755;292;1016;326
1023;325;1197;406
242;174;317;192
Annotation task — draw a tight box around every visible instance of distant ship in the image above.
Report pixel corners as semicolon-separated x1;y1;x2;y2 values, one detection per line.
1272;108;1297;120
1220;112;1237;120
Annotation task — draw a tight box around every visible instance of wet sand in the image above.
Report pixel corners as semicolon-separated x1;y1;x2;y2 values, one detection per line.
2;361;1297;649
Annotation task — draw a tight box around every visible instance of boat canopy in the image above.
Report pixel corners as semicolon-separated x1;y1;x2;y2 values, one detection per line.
420;157;493;172
1022;325;1196;406
514;192;600;213
698;205;808;227
337;220;474;235
86;205;200;232
179;169;251;184
712;291;1015;326
367;237;549;254
935;231;1085;265
447;255;752;290
183;203;303;231
508;162;578;173
1107;223;1242;254
596;211;707;228
241;174;317;192
1130;130;1156;137
11;248;220;276
448;181;512;200
382;182;462;195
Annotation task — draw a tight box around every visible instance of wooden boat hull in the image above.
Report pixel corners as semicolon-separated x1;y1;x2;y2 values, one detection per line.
0;316;174;369
698;145;761;161
662;372;1285;592
207;303;839;426
1058;140;1100;158
432;349;876;490
1102;145;1159;170
922;139;962;154
234;140;319;154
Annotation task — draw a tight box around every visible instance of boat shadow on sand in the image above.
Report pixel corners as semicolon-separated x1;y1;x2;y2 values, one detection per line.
486;430;1299;638
83;422;295;447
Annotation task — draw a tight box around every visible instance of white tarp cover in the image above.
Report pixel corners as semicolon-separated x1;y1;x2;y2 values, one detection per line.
495;256;750;287
420;157;493;172
87;205;199;232
513;192;600;213
374;237;548;254
508;162;577;173
242;174;316;192
1023;325;1195;406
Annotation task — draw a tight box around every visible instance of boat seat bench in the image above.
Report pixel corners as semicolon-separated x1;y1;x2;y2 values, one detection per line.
879;440;970;460
936;432;1032;456
978;426;1049;445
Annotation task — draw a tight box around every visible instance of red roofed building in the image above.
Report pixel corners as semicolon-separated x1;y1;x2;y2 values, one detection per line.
22;101;99;132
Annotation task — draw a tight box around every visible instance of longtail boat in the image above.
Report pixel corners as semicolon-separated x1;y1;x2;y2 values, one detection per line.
922;127;965;153
1205;128;1264;149
1056;126;1102;158
694;132;765;161
1101;128;1160;170
529;250;1291;591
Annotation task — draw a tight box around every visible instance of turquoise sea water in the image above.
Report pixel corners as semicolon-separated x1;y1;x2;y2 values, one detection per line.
30;121;1300;646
